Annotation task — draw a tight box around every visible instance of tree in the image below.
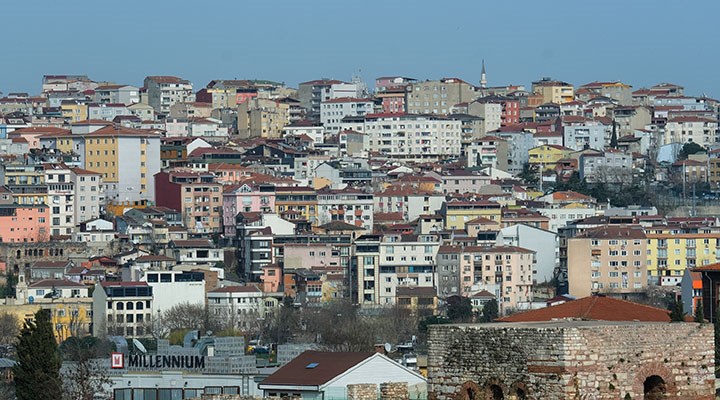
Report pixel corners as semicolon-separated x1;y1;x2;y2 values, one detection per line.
679;142;705;160
303;300;376;352
669;299;685;322
695;300;704;323
517;163;539;186
0;313;19;345
480;299;499;322
263;297;302;345
610;120;618;149
446;296;473;323
60;336;113;400
13;309;62;400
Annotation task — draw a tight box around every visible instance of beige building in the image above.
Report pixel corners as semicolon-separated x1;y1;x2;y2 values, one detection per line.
567;225;647;298
143;76;193;114
531;78;574;104
168;102;213;120
237;98;290;139
664;116;719;147
405;78;479;115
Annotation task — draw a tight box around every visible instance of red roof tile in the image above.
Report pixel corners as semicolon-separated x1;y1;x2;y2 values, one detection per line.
261;351;374;386
498;296;678;322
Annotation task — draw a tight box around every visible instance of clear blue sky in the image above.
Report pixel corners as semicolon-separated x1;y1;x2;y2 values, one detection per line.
1;0;719;97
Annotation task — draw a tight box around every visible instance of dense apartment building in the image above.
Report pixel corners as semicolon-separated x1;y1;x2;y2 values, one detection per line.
356;114;462;162
353;233;439;305
646;224;720;286
316;188;373;231
297;79;359;122
70;167;104;224
92;281;153;338
143;76;193;114
663;116;719;147
274;187;318;226
93;84;140;105
154;170;223;234
567;225;648;298
0;204;49;243
44;164;74;236
237;98;290;139
320;97;374;134
531;78;574;104
405;78;479;115
373;187;445;222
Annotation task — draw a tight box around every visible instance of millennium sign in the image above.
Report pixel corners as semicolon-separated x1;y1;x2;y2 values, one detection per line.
112;353;206;370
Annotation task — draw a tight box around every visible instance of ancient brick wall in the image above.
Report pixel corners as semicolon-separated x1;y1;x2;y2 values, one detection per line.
380;382;409;400
347;383;378;400
427;321;715;400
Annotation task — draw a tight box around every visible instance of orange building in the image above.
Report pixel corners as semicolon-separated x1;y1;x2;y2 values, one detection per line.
0;204;50;243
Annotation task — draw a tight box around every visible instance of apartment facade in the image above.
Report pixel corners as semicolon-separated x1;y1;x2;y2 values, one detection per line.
531;78;574;104
405;78;479;115
70;167;104;224
92;281;153;338
567;225;647;298
143;76;194;114
320;97;374;134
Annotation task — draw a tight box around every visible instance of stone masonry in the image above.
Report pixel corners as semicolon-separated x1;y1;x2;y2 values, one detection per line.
347;383;378;400
380;382;409;400
427;321;714;400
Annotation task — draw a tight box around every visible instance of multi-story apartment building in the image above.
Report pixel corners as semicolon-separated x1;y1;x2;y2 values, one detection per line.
360;114;462;162
92;281;153;338
154;170;223;234
320;97;374;134
373;186;445;222
207;285;268;328
222;183;276;236
664;116;719;147
405;78;479;115
70;167;104;224
494;129;535;174
473;246;535;314
43;164;74;236
470;95;520;127
87;103;132;121
274;187;318;226
562;119;609;151
40;124;161;203
93;84;140;105
143;76;193;115
298;79;358;122
140;270;205;315
531;78;574;104
579;150;633;183
567;225;648;298
577;81;632;105
237;98;290;139
466;136;509;170
316;188;373;231
0;204;49;243
646;224;720;286
353;233;439;305
443;200;502;230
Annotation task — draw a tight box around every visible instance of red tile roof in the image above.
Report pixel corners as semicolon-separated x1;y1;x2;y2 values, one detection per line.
261;351;374;386
497;296;679;322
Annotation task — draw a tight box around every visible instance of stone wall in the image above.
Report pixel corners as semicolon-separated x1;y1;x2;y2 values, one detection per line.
380;382;409;400
347;383;378;400
427;321;715;400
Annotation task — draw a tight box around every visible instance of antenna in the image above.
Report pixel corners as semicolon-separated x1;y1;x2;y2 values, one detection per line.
133;338;147;353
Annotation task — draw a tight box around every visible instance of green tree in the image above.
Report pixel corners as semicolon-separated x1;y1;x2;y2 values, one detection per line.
610;120;618;149
669;299;685;322
695;301;704;323
480;299;499;322
446;296;473;323
60;336;113;400
517;163;539;186
679;142;705;160
13;309;62;400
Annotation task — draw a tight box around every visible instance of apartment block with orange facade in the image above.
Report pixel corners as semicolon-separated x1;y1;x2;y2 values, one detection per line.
0;204;50;243
154;170;223;234
567;225;648;299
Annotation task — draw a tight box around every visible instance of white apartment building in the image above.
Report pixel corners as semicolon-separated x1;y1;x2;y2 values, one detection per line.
140;270;205;315
374;187;445;221
207;285;270;328
563;122;609;151
320;98;374;134
144;76;194;114
94;84;140;105
316;188;373;231
340;114;462;162
92;281;153;338
664;116;719;147
88;103;132;121
354;233;439;305
468;102;502;132
44;164;74;236
70;167;104;223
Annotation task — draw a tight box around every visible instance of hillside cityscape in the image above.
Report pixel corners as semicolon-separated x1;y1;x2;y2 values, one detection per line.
0;71;718;399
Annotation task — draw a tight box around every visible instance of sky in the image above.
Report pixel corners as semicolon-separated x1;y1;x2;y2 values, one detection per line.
1;0;719;97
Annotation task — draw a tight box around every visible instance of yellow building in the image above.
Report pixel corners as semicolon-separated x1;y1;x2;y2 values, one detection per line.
531;78;574;104
274;187;318;225
528;144;573;170
1;163;47;205
60;101;88;123
443;200;502;230
646;229;720;286
0;298;92;343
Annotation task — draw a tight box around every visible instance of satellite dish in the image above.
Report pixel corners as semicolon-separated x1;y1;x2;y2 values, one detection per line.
133;339;147;354
384;343;392;353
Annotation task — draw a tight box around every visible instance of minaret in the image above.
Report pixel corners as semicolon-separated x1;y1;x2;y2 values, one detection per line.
480;60;487;89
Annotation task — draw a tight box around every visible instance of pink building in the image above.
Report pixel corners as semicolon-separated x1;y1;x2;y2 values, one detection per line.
261;263;282;293
0;204;50;243
281;243;342;271
222;183;275;236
